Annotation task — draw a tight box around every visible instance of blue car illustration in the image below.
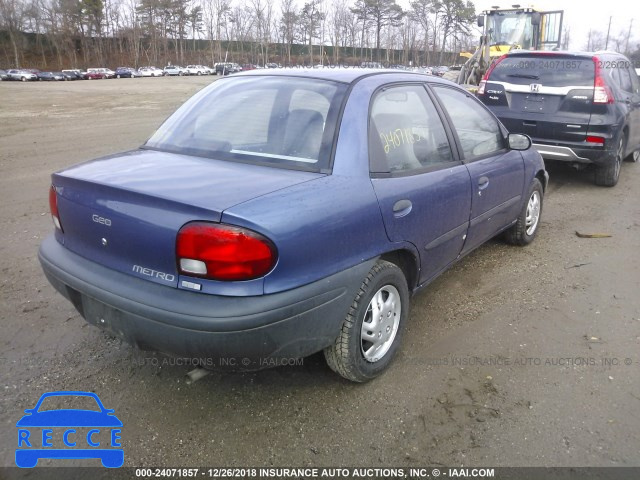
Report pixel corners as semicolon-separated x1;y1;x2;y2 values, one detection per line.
16;391;123;468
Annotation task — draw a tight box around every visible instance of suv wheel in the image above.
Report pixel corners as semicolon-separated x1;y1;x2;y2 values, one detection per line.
324;260;408;382
595;136;623;187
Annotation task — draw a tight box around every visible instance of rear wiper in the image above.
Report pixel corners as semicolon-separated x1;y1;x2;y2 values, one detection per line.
507;73;540;80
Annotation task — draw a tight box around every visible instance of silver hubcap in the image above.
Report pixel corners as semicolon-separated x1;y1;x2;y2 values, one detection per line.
525;191;541;236
632;151;639;163
360;285;401;362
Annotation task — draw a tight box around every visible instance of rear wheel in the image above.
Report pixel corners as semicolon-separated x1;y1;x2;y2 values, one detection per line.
505;178;543;246
595;136;624;187
324;260;408;382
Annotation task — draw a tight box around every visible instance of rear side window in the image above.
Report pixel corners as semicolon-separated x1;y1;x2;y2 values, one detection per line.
490;56;595;87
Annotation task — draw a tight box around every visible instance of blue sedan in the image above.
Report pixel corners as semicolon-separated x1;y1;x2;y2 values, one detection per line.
39;69;547;382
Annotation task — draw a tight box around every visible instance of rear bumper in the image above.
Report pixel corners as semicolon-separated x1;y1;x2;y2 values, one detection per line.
532;142;615;167
39;235;372;368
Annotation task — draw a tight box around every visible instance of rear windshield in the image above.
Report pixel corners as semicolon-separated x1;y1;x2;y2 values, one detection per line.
146;76;348;172
490;56;595;87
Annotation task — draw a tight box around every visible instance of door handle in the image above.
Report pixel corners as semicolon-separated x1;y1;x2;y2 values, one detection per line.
392;199;412;218
478;176;490;190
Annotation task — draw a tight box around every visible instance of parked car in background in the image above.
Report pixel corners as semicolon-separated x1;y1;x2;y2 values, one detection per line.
477;50;640;186
163;65;188;76
360;61;384;69
185;65;208;76
241;64;258;71
87;68;115;79
138;66;164;77
6;69;37;81
114;67;140;78
0;69;8;80
62;69;85;80
60;71;77;81
85;70;105;80
432;66;449;77
215;63;241;75
40;69;547;382
37;71;65;81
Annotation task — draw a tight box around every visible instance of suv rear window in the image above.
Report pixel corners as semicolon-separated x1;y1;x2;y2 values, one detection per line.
490;56;595;87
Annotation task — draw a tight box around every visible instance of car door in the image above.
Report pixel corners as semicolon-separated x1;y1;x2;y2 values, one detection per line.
431;85;525;255
369;84;472;284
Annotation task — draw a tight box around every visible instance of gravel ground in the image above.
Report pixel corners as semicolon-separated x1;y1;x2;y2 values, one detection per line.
1;76;639;475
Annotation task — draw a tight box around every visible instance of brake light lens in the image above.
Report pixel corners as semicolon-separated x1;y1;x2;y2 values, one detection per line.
586;135;605;145
592;56;614;104
478;54;508;95
176;222;277;281
49;186;63;232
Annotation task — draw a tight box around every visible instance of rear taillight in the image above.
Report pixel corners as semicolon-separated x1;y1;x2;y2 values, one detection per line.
478;54;508;95
586;135;605;145
592;56;614;104
49;186;63;232
176;222;277;281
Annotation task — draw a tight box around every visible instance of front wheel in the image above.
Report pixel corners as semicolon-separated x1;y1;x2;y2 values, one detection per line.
324;260;409;382
504;178;543;246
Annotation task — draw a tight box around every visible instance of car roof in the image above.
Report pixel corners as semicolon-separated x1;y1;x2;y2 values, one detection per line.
232;67;454;85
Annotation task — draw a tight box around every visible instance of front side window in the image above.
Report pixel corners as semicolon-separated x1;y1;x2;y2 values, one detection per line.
433;86;505;160
146;76;347;171
369;85;454;174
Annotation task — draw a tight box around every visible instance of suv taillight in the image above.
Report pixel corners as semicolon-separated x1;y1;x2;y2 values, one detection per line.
478;54;508;95
176;222;277;281
592;56;614;104
49;186;63;232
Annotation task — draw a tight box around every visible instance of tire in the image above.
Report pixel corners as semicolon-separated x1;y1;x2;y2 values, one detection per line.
179;72;183;76
324;260;409;382
504;178;543;246
21;76;27;82
116;74;121;78
627;150;640;163
594;135;624;187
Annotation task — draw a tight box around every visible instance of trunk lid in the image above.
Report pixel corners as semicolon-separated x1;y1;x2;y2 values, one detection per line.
483;54;596;143
53;149;322;287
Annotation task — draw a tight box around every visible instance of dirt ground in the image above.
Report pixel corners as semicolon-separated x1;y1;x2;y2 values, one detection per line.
1;76;639;473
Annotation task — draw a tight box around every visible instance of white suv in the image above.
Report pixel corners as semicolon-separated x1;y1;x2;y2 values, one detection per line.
185;65;209;76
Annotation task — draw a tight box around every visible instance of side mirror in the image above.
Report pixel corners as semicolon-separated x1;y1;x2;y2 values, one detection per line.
477;15;485;28
508;133;532;151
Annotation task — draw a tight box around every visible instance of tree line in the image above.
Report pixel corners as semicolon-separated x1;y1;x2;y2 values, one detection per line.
0;0;477;69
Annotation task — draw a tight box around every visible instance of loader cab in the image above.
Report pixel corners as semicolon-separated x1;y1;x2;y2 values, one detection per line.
483;6;563;51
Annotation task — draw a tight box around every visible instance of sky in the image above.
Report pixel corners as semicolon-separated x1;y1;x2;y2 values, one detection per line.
395;0;637;51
